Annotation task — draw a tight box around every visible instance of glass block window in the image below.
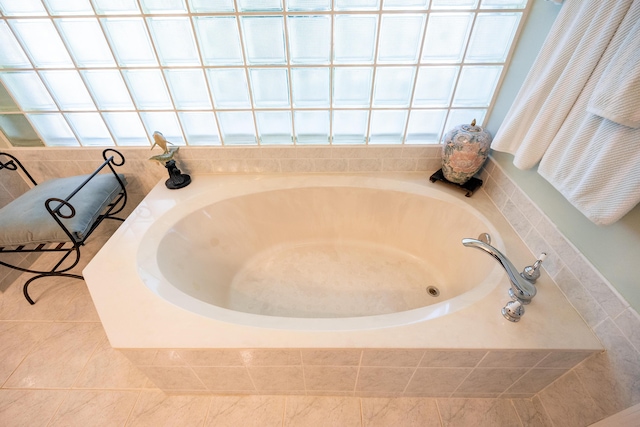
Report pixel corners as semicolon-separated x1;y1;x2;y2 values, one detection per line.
0;0;528;147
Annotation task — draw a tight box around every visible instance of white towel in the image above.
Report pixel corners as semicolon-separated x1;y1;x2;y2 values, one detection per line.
586;17;640;128
538;0;640;225
491;0;633;169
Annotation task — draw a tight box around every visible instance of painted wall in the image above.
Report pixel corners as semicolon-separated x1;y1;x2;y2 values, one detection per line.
485;0;640;312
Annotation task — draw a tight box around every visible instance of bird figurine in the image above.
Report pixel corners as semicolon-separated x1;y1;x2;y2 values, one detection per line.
149;131;179;163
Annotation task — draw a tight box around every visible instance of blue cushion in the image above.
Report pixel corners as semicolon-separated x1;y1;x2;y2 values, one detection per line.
0;173;126;246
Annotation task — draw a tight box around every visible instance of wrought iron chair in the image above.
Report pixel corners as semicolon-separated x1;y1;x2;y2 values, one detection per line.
0;149;127;304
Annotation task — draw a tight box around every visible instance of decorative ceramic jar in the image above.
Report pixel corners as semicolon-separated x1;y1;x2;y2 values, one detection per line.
441;119;492;185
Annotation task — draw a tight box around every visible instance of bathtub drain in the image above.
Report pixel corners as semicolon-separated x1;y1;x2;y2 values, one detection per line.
426;286;440;297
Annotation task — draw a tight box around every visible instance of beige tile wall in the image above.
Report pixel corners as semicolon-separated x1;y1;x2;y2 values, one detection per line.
119;348;595;398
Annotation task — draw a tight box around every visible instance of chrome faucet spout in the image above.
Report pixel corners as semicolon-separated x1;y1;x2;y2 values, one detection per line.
462;237;537;304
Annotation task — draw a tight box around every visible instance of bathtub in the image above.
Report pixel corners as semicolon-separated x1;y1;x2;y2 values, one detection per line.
85;173;601;350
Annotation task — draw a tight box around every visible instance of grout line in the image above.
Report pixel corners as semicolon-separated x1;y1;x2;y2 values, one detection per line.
44;389;72;427
508;398;526;427
123;389;144;427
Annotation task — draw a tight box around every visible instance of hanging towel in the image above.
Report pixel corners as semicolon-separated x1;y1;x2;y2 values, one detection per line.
491;0;634;170
538;0;640;225
586;17;640;128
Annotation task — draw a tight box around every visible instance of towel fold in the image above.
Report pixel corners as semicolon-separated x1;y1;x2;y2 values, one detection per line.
586;17;640;128
538;0;640;225
490;0;632;170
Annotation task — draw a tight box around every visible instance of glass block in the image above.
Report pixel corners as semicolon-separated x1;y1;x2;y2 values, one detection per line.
291;68;329;108
444;109;486;136
165;69;211;110
431;0;478;9
40;70;96;111
421;13;472;63
335;0;380;11
0;21;31;68
194;17;243;66
56;18;116;67
369;110;407;144
241;17;286;65
382;0;429;9
334;15;378;64
405;109;447;143
256;111;292;144
0;114;43;147
81;70;134;110
378;14;425;63
207;69;251;109
44;0;93;15
249;68;289;108
92;0;140;15
287;0;330;11
189;0;235;12
217;111;256;145
333;67;373;107
10;20;74;68
481;0;527;9
102;18;158;67
452;65;501;107
238;0;282;11
413;66;458;107
332;110;368;144
27;113;79;146
0;83;19;112
65;112;114;146
140;0;187;13
102;112;150;146
372;67;415;107
0;72;57;111
140;112;185;145
148;17;200;66
178;112;220;145
0;0;47;15
288;16;331;65
122;69;173;110
466;13;521;63
294;110;329;144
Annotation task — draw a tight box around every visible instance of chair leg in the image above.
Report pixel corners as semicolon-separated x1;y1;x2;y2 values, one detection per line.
23;273;84;305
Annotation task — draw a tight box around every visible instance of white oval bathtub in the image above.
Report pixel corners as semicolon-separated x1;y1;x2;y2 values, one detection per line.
136;175;506;331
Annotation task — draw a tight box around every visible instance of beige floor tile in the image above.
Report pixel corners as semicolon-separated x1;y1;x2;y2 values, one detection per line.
0;389;67;427
0;273;83;321
126;389;210;427
4;322;104;388
361;397;441;427
437;398;520;427
205;395;285;427
284;396;361;427
0;322;51;385
49;390;139;427
74;337;149;389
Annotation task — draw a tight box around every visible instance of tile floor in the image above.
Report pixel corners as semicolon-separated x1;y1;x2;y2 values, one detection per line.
0;217;556;426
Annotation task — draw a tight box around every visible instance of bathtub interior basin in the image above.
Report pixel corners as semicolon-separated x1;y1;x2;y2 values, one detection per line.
138;180;505;326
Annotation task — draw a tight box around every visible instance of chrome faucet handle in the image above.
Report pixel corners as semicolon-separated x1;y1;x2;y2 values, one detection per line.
502;300;525;322
520;253;547;284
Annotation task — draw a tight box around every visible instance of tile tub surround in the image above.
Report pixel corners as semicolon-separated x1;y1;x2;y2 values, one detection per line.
119;348;595;398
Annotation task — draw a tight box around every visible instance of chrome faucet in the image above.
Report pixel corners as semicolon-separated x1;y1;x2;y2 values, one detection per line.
462;233;546;322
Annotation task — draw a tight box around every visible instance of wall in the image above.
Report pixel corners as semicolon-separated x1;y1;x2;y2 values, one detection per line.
485;0;640;313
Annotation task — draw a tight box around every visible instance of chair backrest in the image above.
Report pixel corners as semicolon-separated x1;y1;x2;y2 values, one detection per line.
0;152;38;186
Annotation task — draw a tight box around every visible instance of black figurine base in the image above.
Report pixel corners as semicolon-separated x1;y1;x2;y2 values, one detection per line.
164;159;191;189
429;168;482;197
